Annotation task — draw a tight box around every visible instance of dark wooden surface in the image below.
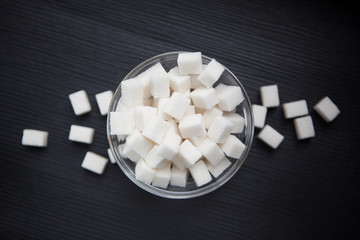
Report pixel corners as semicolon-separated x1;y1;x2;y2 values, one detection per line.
1;0;359;239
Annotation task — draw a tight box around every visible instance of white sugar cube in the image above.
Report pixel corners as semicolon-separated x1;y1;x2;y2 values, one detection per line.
258;125;284;149
282;100;308;119
207;116;234;143
107;148;116;164
182;89;191;99
203;107;223;129
189;135;206;147
205;157;231;178
190;65;207;89
178;140;202;168
116;100;132;112
167;119;181;136
313;96;340;122
170;165;189;187
81;151;108;175
252;104;267;129
179;114;206;138
190;87;219;110
21;129;49;147
152;162;171;188
125;129;153;157
68;90;92;116
180;105;195;120
68;125;95;144
109;111;134;135
260;85;280;108
215;84;244;111
142;117;170;144
223;112;245;133
122;142;142;163
158;131;181;160
189;160;212;187
151;71;170;98
177;52;202;75
135;159;156;184
134;106;157;131
157;97;172;120
198;137;225;166
144;145;168;169
293;116;315;140
137;63;165;99
168;67;191;93
171;153;186;171
95;90;113;116
197;59;225;88
164;92;191;120
121;78;143;107
219;135;246;159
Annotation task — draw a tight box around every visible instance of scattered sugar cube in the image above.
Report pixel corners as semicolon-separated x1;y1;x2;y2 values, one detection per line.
205;157;231;178
142;117;170;144
171;153;186;171
152;162;171;188
121;78;143;107
134;106;157;131
109;111;134;135
168;67;191;93
68;125;95;144
190;87;219;110
207;116;234;143
258;125;284;149
203;107;223;129
122;142;142;163
252;104;267;129
197;59;225;88
219;135;246;159
177;52;202;75
21;129;49;147
189;160;212;187
293;115;315;140
68;90;92;116
158;131;181;160
135;159;156;184
223;112;245;133
145;145;168;168
215;84;244;111
81;151;108;175
260;85;280;108
178;140;202;168
164;92;191;120
125;129;153;157
167;119;181;136
157;97;172;120
107;148;116;164
179;114;206;138
282;99;308;119
170;165;189;187
198;137;225;166
95;90;113;116
313;96;340;122
189;135;207;147
151;71;170;98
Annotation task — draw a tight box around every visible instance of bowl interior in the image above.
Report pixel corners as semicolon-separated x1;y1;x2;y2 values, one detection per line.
107;52;254;199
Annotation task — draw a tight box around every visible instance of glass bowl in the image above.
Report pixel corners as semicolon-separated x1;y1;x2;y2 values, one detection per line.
107;52;254;199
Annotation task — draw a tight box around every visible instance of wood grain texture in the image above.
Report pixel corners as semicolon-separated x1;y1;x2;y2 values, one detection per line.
1;0;359;239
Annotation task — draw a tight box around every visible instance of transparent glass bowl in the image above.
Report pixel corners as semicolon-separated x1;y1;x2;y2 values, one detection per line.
107;52;254;199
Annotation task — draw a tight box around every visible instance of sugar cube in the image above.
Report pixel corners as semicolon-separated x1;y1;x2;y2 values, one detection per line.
125;129;153;157
171;153;186;171
189;135;206;147
157;97;172;120
252;104;267;129
177;52;202;75
21;129;49;147
178;140;202;168
95;90;113;116
122;142;142;163
152;162;171;188
121;78;143;107
151;71;170;98
313;96;340;122
164;92;191;120
293;115;315;140
158;131;181;160
167;119;181;136
142;116;170;144
203;107;223;129
144;145;168;168
107;148;116;164
205;157;231;178
258;125;284;149
68;90;92;116
260;85;280;108
81;151;108;175
137;63;165;99
68;125;95;144
168;67;191;93
198;137;225;166
135;159;156;184
179;114;206;138
190;87;219;110
223;112;245;133
189;160;212;187
190;65;207;89
282;99;308;119
170;165;189;187
219;135;246;159
207;116;234;143
109;111;134;135
215;84;244;111
197;59;225;88
134;106;157;131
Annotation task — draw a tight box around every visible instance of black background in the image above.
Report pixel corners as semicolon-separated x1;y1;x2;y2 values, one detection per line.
1;0;359;239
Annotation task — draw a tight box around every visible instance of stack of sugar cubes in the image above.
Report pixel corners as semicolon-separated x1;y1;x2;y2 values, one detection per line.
109;52;247;188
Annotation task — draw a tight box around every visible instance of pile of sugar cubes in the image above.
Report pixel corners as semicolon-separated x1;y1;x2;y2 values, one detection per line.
109;52;247;188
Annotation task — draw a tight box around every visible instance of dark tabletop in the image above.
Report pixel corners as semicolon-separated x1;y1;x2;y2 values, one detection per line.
1;0;359;239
